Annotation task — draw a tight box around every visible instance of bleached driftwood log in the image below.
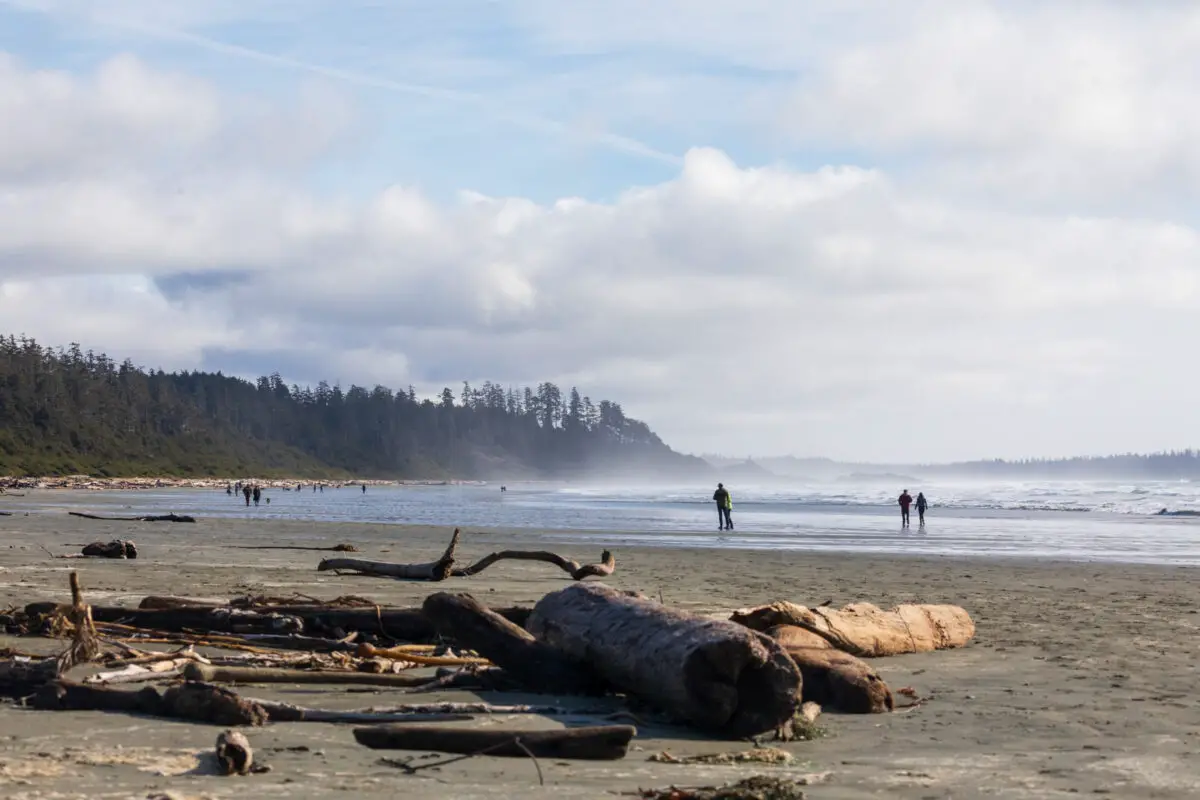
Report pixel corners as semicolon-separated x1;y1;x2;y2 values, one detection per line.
527;584;802;738
731;601;975;657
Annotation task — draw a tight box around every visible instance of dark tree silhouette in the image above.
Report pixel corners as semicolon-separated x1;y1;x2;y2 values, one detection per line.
0;335;709;479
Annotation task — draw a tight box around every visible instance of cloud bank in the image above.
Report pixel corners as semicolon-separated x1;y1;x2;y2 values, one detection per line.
2;1;1199;462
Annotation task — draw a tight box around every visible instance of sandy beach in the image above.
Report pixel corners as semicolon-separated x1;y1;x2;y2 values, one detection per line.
0;512;1197;799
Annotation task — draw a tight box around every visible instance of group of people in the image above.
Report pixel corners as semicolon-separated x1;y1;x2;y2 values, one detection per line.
897;489;928;527
227;481;266;506
710;483;931;530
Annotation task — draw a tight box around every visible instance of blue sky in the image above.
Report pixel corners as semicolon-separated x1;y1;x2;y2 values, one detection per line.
1;0;1200;461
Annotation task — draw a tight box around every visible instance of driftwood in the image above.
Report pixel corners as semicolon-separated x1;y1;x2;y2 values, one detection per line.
80;540;138;559
0;657;57;697
216;730;254;776
23;599;531;646
57;571;101;674
69;511;196;523
33;680;269;726
318;529;460;581
422;593;604;695
731;601;975;657
767;625;893;714
251;698;586;724
527;584;803;738
27;604;305;636
318;529;616;582
183;662;434;688
353;724;636;760
452;549;615;580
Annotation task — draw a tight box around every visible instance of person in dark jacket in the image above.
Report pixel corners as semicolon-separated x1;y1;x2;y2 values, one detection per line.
916;492;928;525
252;486;262;506
242;485;251;506
713;483;733;530
898;489;913;527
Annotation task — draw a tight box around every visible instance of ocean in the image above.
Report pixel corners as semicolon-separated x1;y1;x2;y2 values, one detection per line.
5;478;1200;566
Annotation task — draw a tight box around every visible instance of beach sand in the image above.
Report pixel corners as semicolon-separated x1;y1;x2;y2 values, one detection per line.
0;512;1197;798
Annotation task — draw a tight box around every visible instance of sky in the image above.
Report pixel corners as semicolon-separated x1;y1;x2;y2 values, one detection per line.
1;0;1199;464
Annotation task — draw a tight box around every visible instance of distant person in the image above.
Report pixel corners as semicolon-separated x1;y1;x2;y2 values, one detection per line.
362;484;367;494
242;485;251;507
252;486;261;506
226;484;232;496
899;489;913;527
916;492;928;525
713;483;733;531
500;485;507;493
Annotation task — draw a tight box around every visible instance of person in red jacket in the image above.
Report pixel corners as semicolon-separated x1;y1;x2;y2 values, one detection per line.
898;489;913;527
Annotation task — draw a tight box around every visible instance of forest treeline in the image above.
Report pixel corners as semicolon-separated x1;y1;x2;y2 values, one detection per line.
0;335;709;479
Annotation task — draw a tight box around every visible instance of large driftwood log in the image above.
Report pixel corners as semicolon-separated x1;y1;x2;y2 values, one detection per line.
33;681;269;725
69;511;196;523
731;601;975;657
353;724;636;760
451;549;615;580
422;593;603;695
318;529;461;581
527;584;802;738
32;605;306;636
183;662;434;688
767;625;893;714
25;600;529;643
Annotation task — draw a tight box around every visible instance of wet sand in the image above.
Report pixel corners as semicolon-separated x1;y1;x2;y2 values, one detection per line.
0;512;1197;798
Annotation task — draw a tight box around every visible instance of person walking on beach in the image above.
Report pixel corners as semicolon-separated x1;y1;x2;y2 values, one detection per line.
916;492;928;525
713;483;734;531
242;485;251;507
252;486;261;507
899;489;913;527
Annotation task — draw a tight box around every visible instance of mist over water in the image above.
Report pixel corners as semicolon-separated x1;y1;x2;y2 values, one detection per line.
7;478;1200;566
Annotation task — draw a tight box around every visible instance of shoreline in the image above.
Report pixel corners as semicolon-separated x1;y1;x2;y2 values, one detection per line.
0;515;1198;797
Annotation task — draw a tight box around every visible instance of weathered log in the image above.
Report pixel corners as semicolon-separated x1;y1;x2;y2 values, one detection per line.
451;549;615;580
527;584;802;738
80;540;138;559
0;657;57;697
183;662;434;688
69;511;196;523
730;601;975;657
216;730;254;776
318;529;460;581
422;593;604;695
26;605;306;636
25;600;529;643
767;625;893;714
353;724;636;760
32;680;269;725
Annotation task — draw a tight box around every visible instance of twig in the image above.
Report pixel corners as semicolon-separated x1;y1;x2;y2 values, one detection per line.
514;738;545;786
387;737;527;775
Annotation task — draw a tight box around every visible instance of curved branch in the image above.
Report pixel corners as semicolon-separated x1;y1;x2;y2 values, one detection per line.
452;549;614;581
317;529;460;581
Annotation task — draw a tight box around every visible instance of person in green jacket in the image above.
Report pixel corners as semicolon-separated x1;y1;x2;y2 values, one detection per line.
713;483;734;531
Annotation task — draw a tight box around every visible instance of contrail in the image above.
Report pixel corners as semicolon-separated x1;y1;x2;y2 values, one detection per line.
0;0;684;166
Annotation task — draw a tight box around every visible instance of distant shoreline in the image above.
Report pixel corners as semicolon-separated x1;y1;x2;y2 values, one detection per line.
0;476;489;491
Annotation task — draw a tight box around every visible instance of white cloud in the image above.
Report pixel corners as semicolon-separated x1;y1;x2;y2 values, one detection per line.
4;1;1200;462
